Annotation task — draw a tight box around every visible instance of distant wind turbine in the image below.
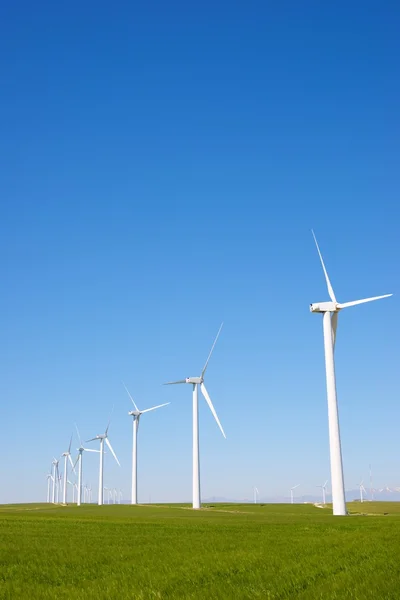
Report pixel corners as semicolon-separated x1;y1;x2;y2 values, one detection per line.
51;458;60;504
164;323;226;509
358;480;367;503
290;484;300;505
310;231;392;516
87;420;120;506
46;472;53;503
253;486;259;504
122;382;170;505
73;424;99;507
317;480;328;505
61;435;75;504
56;469;62;503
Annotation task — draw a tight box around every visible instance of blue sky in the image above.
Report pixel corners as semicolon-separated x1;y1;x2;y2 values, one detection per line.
1;1;399;503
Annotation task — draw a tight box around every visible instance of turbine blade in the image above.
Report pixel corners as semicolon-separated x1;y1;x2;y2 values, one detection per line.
331;312;338;349
68;434;73;454
200;382;226;438
74;423;83;447
163;380;186;385
122;381;139;411
105;405;115;436
73;455;80;469
311;230;337;303
338;294;392;309
83;448;100;453
85;437;98;443
105;438;121;467
201;323;224;378
140;402;170;414
68;454;75;471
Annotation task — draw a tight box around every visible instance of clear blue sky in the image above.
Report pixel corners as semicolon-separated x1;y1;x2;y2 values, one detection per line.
1;1;399;503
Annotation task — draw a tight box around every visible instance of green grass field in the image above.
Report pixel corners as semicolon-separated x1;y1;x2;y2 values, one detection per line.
0;502;399;599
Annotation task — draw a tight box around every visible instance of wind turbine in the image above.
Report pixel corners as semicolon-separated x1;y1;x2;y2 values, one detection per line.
73;424;99;507
51;458;60;504
290;484;300;504
87;421;120;506
358;480;367;503
317;480;328;505
62;435;75;504
164;323;226;509
253;486;259;504
369;463;374;500
310;231;392;516
46;472;53;503
56;469;62;503
122;382;170;505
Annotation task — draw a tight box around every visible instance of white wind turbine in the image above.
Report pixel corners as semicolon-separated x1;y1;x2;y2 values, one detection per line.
62;435;75;504
165;323;226;509
290;484;300;504
310;231;392;516
46;472;53;503
73;424;99;507
56;468;62;503
253;486;259;504
358;480;367;503
122;382;170;505
317;480;328;505
51;458;60;504
87;421;120;506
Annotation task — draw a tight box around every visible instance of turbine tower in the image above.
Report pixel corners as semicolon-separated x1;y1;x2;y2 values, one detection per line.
61;435;75;504
122;382;169;505
310;231;392;516
87;421;120;506
165;323;226;509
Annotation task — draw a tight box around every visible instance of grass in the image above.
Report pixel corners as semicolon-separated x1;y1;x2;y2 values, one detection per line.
0;502;400;599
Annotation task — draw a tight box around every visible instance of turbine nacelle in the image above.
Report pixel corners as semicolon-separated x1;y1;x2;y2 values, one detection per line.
128;410;141;417
186;376;202;384
310;302;339;313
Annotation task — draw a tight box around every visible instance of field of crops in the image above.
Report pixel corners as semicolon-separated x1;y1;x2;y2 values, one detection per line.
0;502;399;599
